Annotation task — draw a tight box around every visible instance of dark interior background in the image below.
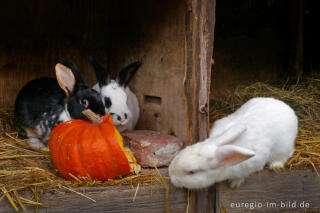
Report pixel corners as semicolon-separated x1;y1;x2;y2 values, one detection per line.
0;0;318;105
0;0;110;107
212;0;320;99
0;0;189;140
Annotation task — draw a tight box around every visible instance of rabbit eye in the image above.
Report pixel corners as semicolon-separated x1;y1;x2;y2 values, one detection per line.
80;98;89;108
187;170;196;175
186;169;204;175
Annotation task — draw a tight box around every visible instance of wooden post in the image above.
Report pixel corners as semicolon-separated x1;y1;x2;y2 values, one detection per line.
185;0;215;144
184;0;216;212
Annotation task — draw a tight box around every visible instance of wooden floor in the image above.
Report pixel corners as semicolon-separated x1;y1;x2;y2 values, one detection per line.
0;183;187;213
1;168;319;213
218;168;320;213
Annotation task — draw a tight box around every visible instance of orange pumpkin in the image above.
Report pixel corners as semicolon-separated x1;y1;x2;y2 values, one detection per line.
48;113;136;181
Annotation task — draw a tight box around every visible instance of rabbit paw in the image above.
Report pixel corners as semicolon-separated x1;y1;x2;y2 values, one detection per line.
228;178;245;188
268;160;286;173
28;138;45;149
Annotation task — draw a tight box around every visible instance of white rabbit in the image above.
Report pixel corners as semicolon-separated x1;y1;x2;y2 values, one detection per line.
90;57;141;133
169;97;298;189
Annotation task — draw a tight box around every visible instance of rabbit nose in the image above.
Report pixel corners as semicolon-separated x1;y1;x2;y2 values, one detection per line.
110;113;120;120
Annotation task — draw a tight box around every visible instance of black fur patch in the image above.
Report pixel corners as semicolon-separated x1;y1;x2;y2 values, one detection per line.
68;87;106;119
104;97;112;109
14;77;106;144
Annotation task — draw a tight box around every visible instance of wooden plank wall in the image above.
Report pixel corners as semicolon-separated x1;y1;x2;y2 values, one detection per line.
107;0;189;142
0;0;110;107
0;0;215;144
0;1;216;212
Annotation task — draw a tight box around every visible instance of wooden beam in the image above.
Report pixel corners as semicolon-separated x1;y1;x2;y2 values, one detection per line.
1;168;318;212
219;169;320;213
184;0;216;212
184;0;216;145
0;179;187;212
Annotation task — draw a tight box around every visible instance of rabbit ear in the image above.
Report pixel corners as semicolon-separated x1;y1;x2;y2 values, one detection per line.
213;124;247;146
116;61;142;87
89;56;110;88
55;63;76;96
60;59;84;85
210;145;255;168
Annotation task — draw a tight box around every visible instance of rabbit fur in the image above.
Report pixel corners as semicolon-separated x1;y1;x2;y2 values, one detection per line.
14;60;105;148
90;57;141;132
169;97;298;189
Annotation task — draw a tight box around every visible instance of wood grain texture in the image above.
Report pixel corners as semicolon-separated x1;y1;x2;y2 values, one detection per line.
108;0;189;142
1;169;318;212
0;0;110;107
219;169;320;213
184;0;215;144
0;184;187;213
0;168;188;213
0;1;217;212
184;0;216;212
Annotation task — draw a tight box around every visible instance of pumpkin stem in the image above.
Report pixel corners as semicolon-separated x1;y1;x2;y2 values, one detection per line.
82;109;103;124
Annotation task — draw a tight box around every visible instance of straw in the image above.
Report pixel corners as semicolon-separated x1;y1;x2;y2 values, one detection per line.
186;189;190;213
151;160;170;213
1;74;319;211
1;186;18;212
0;107;158;211
210;75;320;171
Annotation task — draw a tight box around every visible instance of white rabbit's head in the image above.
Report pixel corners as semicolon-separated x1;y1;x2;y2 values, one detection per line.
169;125;255;189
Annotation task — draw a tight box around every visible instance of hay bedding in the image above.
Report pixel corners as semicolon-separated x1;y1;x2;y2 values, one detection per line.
0;76;319;212
0;108;161;212
210;76;320;174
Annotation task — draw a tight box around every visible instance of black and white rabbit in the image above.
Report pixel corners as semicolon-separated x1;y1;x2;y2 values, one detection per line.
89;57;141;132
169;97;298;189
14;59;105;148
